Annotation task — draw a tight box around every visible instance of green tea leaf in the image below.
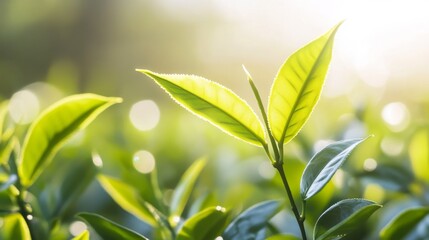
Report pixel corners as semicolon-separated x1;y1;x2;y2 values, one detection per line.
18;94;122;187
223;200;282;240
0;191;18;216
314;198;382;240
170;158;206;224
268;22;342;145
97;175;157;226
137;70;266;146
380;207;429;240
72;230;89;240
0;213;31;240
177;206;230;240
78;212;148;240
300;138;369;200
38;158;96;219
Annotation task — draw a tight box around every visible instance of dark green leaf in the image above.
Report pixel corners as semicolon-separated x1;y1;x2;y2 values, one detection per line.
314;198;382;240
97;175;157;226
177;206;230;240
137;70;266;146
170;158;206;223
223;200;282;240
78;212;148;240
18;94;122;187
268;22;343;145
0;191;18;215
38;158;96;219
380;207;429;240
301;138;369;200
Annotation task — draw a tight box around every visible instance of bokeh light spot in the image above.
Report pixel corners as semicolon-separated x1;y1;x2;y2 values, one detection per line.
69;221;87;237
363;158;377;172
381;137;404;156
92;152;103;167
129;100;160;131
381;102;410;132
9;90;40;124
133;150;156;174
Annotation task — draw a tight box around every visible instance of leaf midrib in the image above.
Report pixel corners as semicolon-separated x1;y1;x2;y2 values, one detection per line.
25;103;104;183
279;35;333;144
156;76;265;145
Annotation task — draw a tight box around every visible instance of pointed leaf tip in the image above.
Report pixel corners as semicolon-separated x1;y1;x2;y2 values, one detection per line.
268;22;343;145
300;137;370;200
18;94;121;187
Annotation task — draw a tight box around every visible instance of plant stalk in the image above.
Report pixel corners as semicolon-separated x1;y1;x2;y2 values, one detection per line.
275;164;307;240
17;189;37;240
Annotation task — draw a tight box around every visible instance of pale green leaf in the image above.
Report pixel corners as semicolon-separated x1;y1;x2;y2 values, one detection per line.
72;230;89;240
137;70;266;146
300;137;369;200
380;207;429;240
314;199;382;240
170;158;206;223
268;22;343;144
78;212;148;240
97;175;157;226
18;94;122;187
0;213;31;240
177;206;230;240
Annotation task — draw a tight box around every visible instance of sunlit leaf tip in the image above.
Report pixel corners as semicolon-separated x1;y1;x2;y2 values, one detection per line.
137;69;266;146
268;21;343;146
18;94;122;187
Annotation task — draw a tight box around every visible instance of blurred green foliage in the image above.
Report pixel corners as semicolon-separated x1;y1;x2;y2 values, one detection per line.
1;0;429;239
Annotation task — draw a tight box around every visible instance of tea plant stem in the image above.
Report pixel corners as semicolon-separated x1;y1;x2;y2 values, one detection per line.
17;189;37;240
275;164;307;240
